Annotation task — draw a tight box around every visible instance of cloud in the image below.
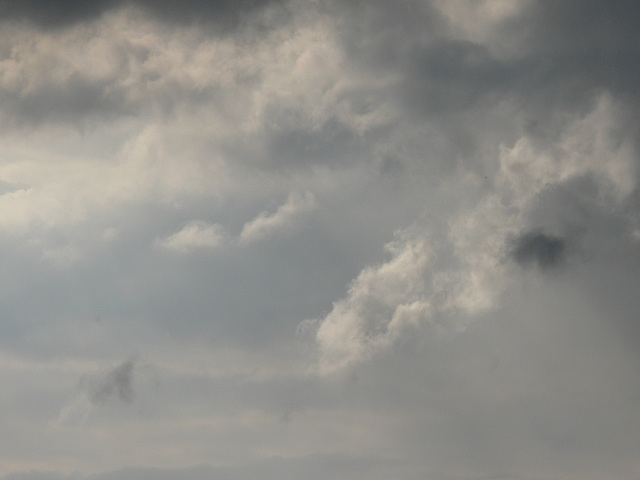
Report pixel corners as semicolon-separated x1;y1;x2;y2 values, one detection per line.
2;454;384;480
157;221;226;252
510;230;566;269
240;191;316;245
308;91;639;374
87;358;136;405
157;192;316;253
310;231;431;374
56;359;137;426
0;0;283;29
0;0;116;28
0;1;640;479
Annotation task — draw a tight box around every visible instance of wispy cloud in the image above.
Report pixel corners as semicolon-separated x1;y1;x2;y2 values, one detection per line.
239;191;317;245
157;221;227;252
56;359;137;426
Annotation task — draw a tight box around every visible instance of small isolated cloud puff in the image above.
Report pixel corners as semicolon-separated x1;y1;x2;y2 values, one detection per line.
158;221;226;253
240;191;316;245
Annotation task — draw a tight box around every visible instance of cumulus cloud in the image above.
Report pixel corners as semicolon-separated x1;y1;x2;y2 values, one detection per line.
309;92;639;374
311;231;431;374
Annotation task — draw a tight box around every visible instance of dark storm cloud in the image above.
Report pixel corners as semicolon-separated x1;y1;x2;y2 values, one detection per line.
511;230;567;270
87;358;136;404
0;0;282;29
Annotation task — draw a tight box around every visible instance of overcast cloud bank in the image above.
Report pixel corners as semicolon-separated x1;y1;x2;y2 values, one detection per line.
0;1;639;479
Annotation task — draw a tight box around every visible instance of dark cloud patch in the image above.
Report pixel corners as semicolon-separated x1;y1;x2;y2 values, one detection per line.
87;358;136;405
498;0;640;102
133;0;285;30
0;76;129;128
332;0;444;69
509;0;640;55
401;40;511;115
328;1;640;126
0;0;283;30
401;44;639;122
0;0;117;28
510;230;567;270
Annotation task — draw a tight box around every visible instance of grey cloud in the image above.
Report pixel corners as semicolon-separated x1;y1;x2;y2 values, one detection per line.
498;1;640;102
94;455;385;480
510;230;567;270
132;0;287;30
506;0;640;55
401;43;636;124
0;1;640;479
87;358;136;405
328;0;640;130
0;0;117;28
0;38;224;128
0;75;128;128
401;41;511;115
264;118;359;170
2;473;71;480
55;359;137;426
4;455;387;480
333;0;445;66
0;0;283;29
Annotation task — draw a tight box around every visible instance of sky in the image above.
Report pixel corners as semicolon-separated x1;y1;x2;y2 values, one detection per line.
0;1;639;479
